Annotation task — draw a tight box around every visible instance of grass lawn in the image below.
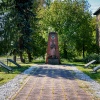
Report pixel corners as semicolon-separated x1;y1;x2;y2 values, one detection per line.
76;65;100;83
0;72;17;86
0;57;45;86
61;59;100;83
0;63;31;86
0;58;100;86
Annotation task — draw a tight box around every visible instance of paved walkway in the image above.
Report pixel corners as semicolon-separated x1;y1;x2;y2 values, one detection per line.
10;64;99;100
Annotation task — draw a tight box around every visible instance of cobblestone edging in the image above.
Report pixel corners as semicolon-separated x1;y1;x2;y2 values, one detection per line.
71;66;100;98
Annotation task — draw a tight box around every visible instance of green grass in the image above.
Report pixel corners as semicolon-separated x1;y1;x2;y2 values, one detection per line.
0;57;45;86
77;65;100;83
0;72;17;86
0;58;100;86
61;59;100;83
72;62;100;83
0;63;31;86
33;59;45;64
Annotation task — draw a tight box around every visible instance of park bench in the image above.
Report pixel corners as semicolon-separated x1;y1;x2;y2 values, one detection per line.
7;59;21;68
93;65;100;73
84;60;96;68
0;61;12;72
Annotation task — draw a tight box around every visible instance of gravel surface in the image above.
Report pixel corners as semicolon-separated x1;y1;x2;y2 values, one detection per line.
72;66;100;98
0;64;100;100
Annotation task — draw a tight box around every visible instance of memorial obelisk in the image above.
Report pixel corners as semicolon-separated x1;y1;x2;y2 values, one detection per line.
46;32;60;64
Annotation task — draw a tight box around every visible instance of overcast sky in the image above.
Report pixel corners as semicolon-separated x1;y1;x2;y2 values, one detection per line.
88;0;100;14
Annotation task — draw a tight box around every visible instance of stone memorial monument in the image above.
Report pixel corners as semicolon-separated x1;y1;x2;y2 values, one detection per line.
46;32;60;64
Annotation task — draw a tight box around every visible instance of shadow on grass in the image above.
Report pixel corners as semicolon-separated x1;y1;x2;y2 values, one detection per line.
11;65;30;74
0;64;31;85
0;65;30;74
83;70;100;82
33;60;45;64
22;59;45;64
61;62;84;67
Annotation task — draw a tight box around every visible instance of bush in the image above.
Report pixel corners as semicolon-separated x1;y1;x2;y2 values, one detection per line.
73;58;84;62
83;54;100;63
0;78;4;81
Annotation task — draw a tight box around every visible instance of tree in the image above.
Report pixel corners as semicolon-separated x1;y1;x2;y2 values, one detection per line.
0;0;37;62
13;0;35;62
0;0;47;61
37;0;93;58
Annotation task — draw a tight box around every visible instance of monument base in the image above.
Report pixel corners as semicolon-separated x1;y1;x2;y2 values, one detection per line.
48;59;59;64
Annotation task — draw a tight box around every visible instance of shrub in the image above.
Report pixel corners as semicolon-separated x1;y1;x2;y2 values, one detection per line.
73;58;84;62
0;78;4;81
83;54;100;63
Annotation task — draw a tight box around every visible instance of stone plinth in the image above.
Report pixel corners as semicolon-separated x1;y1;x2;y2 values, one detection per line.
48;59;59;64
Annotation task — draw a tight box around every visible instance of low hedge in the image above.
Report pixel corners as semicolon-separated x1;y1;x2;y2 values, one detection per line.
83;54;100;63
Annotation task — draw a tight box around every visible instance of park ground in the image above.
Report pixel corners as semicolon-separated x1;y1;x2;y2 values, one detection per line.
0;58;100;100
9;64;100;100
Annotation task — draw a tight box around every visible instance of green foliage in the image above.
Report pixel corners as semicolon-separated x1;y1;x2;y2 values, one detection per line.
0;0;97;60
0;77;4;81
37;0;94;58
13;0;34;51
77;65;100;83
0;64;30;85
0;0;48;60
32;33;46;58
61;59;100;83
84;53;100;63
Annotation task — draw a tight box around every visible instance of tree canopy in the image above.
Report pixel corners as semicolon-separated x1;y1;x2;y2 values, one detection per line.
37;0;95;59
0;0;97;61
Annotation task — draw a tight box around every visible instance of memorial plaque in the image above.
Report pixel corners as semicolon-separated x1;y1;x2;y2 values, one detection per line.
46;32;60;64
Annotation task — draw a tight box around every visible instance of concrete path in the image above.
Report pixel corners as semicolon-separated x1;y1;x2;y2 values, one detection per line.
10;64;98;100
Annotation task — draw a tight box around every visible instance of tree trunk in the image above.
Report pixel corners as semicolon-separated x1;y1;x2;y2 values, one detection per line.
18;36;25;63
13;55;16;62
82;42;85;58
63;42;67;59
19;52;25;63
27;52;32;62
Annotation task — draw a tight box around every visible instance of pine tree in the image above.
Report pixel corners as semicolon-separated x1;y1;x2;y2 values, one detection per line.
15;0;35;62
0;0;35;62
